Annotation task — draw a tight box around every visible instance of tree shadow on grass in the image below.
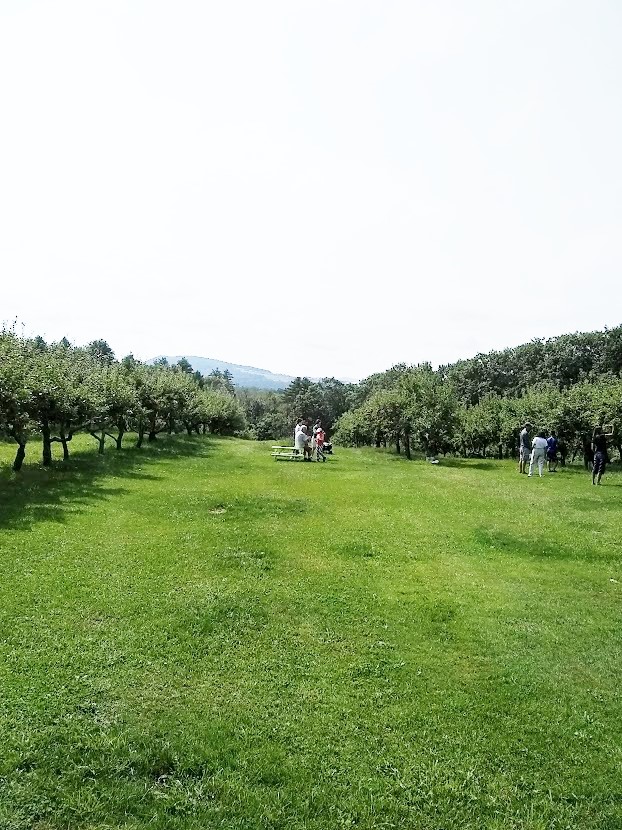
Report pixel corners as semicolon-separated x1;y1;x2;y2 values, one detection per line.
473;526;616;562
0;435;210;533
570;492;622;514
438;457;499;471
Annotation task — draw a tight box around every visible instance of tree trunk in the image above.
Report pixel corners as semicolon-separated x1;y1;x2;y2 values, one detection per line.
115;419;125;449
395;436;400;455
13;442;26;471
41;418;52;466
59;425;71;460
90;431;105;454
135;416;145;448
148;412;158;442
105;422;125;450
184;421;193;436
404;430;411;460
11;430;27;472
498;443;503;460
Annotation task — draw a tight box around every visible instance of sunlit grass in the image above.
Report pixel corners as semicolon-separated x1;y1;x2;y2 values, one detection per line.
0;436;621;829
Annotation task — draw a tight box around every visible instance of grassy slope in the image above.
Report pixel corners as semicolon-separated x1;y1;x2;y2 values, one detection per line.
0;436;621;830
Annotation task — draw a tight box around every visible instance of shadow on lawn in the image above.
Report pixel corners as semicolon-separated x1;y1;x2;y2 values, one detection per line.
0;435;210;533
439;458;621;479
473;526;616;562
439;457;499;471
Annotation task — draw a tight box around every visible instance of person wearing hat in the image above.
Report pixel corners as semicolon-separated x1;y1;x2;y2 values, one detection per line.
518;422;532;474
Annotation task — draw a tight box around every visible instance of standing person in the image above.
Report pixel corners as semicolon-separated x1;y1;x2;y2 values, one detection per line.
519;423;532;474
546;430;559;473
582;435;595;471
528;431;548;478
315;425;326;462
293;418;303;444
295;424;312;461
592;426;615;485
312;419;322;454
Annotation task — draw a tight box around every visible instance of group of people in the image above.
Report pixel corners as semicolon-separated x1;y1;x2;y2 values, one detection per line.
518;424;559;478
294;418;330;462
519;422;615;484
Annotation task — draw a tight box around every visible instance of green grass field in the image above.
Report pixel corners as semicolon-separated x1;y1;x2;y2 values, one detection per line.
1;436;621;830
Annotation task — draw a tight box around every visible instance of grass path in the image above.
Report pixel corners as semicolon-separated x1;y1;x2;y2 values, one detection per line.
1;436;621;829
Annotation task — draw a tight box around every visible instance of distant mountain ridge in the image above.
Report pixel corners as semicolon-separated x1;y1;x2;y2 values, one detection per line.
148;355;299;390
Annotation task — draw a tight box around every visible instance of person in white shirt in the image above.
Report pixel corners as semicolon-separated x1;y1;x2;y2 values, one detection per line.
528;431;548;478
295;424;312;461
293;418;303;442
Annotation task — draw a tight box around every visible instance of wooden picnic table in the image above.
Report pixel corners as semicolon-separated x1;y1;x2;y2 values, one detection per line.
270;445;302;460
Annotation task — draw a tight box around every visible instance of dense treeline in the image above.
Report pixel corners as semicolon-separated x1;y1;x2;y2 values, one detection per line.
238;376;358;440
0;332;245;471
333;364;459;460
334;368;622;463
238;326;622;464
439;326;622;405
5;323;622;470
331;326;622;463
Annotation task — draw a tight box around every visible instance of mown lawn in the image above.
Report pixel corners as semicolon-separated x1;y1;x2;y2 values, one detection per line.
0;435;621;830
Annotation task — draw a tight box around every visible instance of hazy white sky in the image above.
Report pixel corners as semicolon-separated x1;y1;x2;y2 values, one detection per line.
2;1;621;380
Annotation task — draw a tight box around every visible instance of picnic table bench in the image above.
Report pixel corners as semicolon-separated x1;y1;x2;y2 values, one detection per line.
271;445;303;460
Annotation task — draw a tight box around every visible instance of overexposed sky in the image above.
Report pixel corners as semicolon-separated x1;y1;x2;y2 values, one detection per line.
2;1;621;380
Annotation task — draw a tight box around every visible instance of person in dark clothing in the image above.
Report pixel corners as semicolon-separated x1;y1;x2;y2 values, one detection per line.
592;426;615;485
546;430;559;472
583;436;595;470
518;422;532;474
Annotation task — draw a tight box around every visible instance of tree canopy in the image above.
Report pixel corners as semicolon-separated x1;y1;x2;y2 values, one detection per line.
0;332;246;471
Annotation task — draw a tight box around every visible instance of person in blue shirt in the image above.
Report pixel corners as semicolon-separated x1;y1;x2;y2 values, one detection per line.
546;430;558;473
